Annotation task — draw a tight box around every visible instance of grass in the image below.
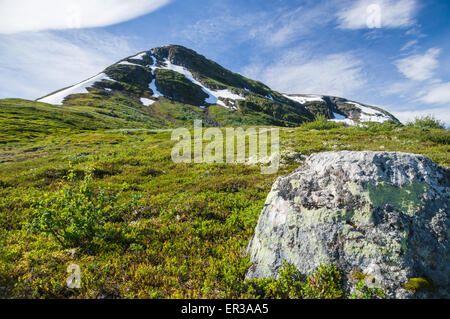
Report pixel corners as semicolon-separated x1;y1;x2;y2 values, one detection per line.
0;98;449;298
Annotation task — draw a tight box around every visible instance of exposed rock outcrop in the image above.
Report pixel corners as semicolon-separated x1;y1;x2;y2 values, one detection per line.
246;151;449;298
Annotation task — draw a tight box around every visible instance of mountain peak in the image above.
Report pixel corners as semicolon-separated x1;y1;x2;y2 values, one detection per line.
37;45;399;127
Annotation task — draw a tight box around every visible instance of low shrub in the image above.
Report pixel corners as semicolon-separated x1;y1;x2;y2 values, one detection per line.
301;115;343;130
26;169;129;249
354;121;400;132
244;263;344;299
350;279;385;299
407;115;446;129
301;264;344;299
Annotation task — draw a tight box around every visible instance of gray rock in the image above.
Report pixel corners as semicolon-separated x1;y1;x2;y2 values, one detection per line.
246;151;449;298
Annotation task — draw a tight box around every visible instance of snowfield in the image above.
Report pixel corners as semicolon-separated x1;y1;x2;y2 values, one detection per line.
118;61;143;67
37;73;115;105
149;79;163;98
149;59;244;109
284;94;324;104
346;102;391;123
140;98;155;106
129;52;147;60
330;112;355;125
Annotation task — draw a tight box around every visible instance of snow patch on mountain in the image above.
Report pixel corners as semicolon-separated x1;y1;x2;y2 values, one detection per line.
118;61;143;67
150;59;244;108
140;97;155;106
130;52;147;60
332;112;346;120
38;73;115;105
346;102;391;123
330;112;355;125
149;79;163;98
283;94;324;104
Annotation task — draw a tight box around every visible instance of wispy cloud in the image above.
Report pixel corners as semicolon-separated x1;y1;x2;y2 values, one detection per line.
0;0;172;34
394;48;441;81
336;0;417;30
400;39;419;51
420;82;450;104
384;45;449;124
248;5;335;47
0;31;136;99
242;50;366;97
181;2;336;48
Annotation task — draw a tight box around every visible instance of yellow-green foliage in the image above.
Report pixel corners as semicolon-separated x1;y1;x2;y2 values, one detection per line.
244;263;343;299
27;168;140;249
404;277;434;294
350;280;385;299
406;115;446;130
300;114;344;130
350;270;368;281
301;264;343;299
0;108;448;298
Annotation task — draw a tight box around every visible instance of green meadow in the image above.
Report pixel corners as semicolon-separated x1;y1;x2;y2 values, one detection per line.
0;98;448;298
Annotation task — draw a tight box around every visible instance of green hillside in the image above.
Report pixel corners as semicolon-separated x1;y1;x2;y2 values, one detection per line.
0;44;447;299
0;100;448;298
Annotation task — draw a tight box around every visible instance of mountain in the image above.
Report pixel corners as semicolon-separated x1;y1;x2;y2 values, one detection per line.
284;94;400;125
35;45;399;127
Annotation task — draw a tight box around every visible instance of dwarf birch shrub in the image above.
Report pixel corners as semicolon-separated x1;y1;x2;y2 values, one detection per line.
27;169;124;249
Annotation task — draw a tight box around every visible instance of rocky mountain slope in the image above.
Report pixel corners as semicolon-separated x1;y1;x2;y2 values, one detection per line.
285;94;399;124
36;45;399;127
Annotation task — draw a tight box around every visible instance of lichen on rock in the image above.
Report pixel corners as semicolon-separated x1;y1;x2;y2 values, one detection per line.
246;151;449;298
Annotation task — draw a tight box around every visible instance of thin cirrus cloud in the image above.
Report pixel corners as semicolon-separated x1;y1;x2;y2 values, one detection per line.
180;2;337;49
420;82;450;104
243;50;366;98
394;48;441;81
0;31;136;99
336;0;417;29
0;0;172;34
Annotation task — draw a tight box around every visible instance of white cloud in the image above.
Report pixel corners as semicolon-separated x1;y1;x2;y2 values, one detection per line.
394;48;441;81
337;0;417;30
420;82;450;104
181;3;336;48
243;51;366;97
400;39;419;51
249;6;335;47
0;0;172;34
0;31;136;99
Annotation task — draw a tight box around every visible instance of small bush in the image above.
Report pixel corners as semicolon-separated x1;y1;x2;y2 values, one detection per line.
244;262;304;299
302;264;344;299
350;279;385;299
407;115;446;129
244;263;344;299
301;115;343;130
27;169;126;249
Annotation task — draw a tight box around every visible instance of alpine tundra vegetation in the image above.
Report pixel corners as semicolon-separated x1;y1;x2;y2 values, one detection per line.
0;45;448;299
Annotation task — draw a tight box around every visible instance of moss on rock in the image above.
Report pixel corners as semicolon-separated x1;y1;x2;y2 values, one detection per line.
404;277;434;294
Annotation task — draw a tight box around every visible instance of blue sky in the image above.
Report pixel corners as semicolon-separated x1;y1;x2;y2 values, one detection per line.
0;0;449;124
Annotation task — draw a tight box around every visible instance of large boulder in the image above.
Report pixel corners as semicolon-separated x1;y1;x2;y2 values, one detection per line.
246;151;449;298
